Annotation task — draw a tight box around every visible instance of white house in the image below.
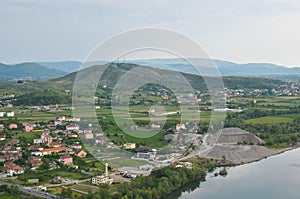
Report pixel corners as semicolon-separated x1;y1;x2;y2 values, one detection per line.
0;112;5;117
7;112;14;117
31;151;43;156
176;123;186;131
85;133;94;139
151;124;161;130
66;124;80;131
4;163;24;177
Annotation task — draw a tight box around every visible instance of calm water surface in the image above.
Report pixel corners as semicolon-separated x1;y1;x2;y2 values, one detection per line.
179;148;300;199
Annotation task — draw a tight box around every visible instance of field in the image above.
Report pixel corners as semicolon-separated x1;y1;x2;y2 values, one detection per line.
0;194;22;199
245;116;295;124
18;169;93;184
231;96;300;125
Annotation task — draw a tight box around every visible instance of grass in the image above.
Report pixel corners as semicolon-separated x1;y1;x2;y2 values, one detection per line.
18;169;93;184
274;114;300;118
0;194;22;199
10;130;40;140
108;157;148;168
47;187;63;195
68;184;99;193
245;116;293;124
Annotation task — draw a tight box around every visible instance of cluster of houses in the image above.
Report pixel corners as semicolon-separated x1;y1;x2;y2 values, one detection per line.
0;138;24;176
0;114;96;177
224;83;300;98
272;82;300;96
0;108;198;186
0;94;14;109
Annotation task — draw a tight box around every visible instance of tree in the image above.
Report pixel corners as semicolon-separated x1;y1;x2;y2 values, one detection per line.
60;188;73;199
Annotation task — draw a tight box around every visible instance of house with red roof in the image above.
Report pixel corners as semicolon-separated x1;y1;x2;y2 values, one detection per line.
9;123;18;129
41;146;71;156
75;149;87;158
66;124;80;131
59;155;73;165
29;156;43;170
4;162;24;176
24;123;35;132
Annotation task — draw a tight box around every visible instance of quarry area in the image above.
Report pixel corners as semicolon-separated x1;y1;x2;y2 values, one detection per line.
198;128;277;164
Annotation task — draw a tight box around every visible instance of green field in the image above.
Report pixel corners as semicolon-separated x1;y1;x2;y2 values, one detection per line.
245;116;293;124
0;194;22;199
18;169;93;185
245;114;300;124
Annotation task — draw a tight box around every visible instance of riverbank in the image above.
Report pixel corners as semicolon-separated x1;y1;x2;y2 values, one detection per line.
179;147;300;199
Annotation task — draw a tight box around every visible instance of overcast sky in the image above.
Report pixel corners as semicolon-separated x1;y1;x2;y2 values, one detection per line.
1;0;300;67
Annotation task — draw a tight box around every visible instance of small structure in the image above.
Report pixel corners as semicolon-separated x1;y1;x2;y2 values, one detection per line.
4;162;24;176
129;125;138;131
95;136;104;145
84;130;94;139
176;124;186;131
9;123;18;129
29;156;43;169
24;123;35;132
71;143;82;149
40;146;71;156
75;149;87;158
118;165;152;177
50;142;61;148
136;148;157;160
91;163;113;185
37;186;47;191
56;116;66;122
71;117;81;122
151;124;161;130
123;143;136;149
68;133;78;138
28;179;39;184
59;155;73;165
66;124;80;131
7;112;14;117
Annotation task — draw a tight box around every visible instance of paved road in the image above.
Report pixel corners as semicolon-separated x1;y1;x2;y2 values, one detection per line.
0;181;58;199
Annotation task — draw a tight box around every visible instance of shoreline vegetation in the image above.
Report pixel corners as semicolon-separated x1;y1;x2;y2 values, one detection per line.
78;158;232;199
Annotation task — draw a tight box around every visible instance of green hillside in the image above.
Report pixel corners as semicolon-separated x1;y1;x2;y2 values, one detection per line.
0;62;66;80
0;63;285;106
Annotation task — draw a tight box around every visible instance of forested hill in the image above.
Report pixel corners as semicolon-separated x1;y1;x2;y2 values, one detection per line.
0;62;67;80
0;63;284;106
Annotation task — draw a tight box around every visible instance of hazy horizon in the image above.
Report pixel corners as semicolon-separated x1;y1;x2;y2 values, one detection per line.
1;1;300;67
1;58;300;69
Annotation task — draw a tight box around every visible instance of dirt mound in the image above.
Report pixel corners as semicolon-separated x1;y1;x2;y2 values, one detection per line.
205;144;275;164
217;128;264;145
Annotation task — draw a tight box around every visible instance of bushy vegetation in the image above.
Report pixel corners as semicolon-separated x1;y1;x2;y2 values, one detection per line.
58;158;230;199
225;107;300;148
14;90;71;106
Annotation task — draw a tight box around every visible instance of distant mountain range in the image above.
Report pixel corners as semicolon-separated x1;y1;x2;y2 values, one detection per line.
130;58;300;77
0;62;67;80
1;58;300;80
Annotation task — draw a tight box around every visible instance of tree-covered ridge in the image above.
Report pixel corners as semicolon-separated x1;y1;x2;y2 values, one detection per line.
0;63;285;106
0;62;67;80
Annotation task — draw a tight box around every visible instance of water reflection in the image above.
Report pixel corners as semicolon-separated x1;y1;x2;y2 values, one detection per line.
179;148;300;199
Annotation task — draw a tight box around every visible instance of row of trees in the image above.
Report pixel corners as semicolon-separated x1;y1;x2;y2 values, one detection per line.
225;108;300;147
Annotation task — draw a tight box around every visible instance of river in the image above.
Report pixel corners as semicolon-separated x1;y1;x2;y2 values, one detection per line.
178;148;300;199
